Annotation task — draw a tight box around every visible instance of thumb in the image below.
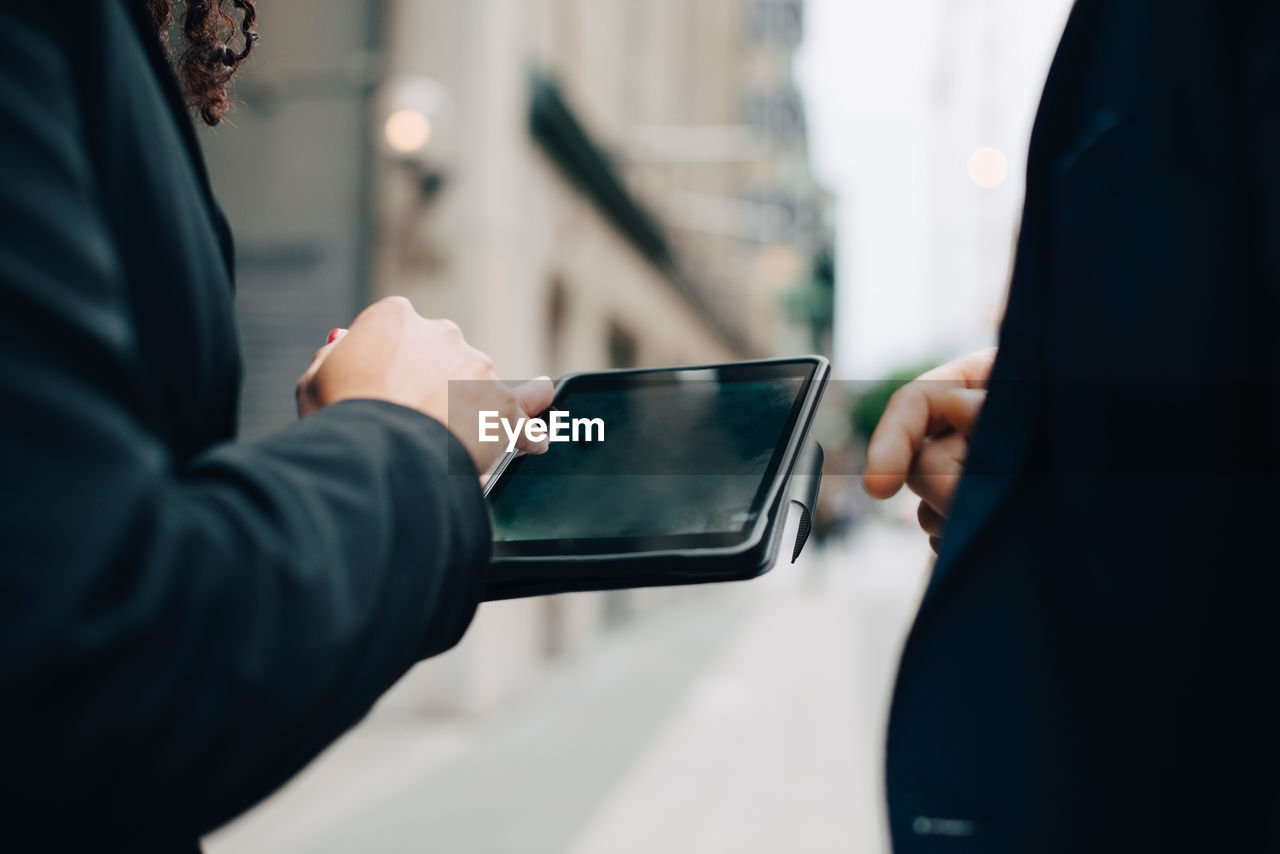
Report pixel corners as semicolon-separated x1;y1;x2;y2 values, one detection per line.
297;329;349;418
302;329;348;378
310;327;349;365
941;387;986;437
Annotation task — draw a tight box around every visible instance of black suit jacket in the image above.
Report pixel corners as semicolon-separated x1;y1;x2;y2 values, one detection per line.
888;2;1280;852
0;2;490;848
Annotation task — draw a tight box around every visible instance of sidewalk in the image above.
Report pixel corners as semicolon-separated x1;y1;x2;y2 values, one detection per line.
205;510;932;854
565;519;931;854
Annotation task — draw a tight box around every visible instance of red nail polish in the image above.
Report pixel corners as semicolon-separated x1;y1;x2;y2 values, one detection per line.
326;328;342;344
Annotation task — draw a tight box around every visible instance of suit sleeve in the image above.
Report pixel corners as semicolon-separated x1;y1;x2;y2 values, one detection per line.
0;6;490;843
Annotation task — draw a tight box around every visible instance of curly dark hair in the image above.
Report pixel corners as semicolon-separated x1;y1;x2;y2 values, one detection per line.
148;0;259;126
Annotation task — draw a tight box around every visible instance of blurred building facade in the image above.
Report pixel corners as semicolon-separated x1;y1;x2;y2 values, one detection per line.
202;0;832;713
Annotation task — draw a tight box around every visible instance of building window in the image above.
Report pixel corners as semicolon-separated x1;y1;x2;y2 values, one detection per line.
607;321;639;369
546;277;569;373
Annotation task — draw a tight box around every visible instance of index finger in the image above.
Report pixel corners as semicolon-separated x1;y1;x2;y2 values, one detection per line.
514;376;555;419
511;376;556;455
862;348;996;499
864;382;959;498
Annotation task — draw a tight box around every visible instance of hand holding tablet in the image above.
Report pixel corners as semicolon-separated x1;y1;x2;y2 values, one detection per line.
481;357;830;599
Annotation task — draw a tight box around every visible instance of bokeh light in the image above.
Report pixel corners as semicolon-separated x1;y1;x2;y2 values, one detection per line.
967;146;1009;189
384;108;432;154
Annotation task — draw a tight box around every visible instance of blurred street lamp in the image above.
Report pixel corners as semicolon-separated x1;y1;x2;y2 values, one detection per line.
375;76;453;204
967;146;1009;189
384;108;433;154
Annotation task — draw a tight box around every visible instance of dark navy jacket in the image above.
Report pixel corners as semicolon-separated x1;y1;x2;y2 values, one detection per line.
888;2;1280;851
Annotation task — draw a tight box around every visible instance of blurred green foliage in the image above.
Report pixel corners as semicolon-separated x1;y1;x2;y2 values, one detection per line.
784;245;836;354
850;362;938;443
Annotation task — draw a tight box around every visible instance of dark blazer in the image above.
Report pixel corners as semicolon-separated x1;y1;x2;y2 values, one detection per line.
0;2;490;849
888;1;1280;852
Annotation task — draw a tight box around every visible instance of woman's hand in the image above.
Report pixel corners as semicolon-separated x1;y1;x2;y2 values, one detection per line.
296;296;554;474
863;348;995;553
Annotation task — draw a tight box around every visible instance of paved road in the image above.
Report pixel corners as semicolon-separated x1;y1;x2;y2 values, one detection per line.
205;509;932;854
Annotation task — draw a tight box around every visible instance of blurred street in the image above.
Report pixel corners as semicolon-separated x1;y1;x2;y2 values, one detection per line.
206;502;932;854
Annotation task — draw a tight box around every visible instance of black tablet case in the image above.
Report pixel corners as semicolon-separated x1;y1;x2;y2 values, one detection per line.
482;437;824;601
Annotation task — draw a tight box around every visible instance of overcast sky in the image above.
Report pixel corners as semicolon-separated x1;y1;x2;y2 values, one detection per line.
795;0;1073;378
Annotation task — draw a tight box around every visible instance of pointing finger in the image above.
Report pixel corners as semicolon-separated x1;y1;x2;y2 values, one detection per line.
863;348;996;499
514;376;555;419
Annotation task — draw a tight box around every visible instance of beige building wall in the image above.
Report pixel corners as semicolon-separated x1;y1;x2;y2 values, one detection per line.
372;0;743;715
532;0;821;358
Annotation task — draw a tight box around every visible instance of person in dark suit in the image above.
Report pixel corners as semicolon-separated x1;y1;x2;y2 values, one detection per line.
865;1;1279;851
0;2;552;849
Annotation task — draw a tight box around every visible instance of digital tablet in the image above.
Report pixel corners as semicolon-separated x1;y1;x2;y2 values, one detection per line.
481;356;829;600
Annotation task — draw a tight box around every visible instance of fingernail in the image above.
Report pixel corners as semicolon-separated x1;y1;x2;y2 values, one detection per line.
326;328;347;344
948;388;986;405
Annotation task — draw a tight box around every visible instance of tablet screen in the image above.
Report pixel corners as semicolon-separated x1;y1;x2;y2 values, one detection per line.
485;359;820;556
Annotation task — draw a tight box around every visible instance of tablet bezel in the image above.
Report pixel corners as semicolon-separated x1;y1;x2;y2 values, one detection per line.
483;356;829;559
